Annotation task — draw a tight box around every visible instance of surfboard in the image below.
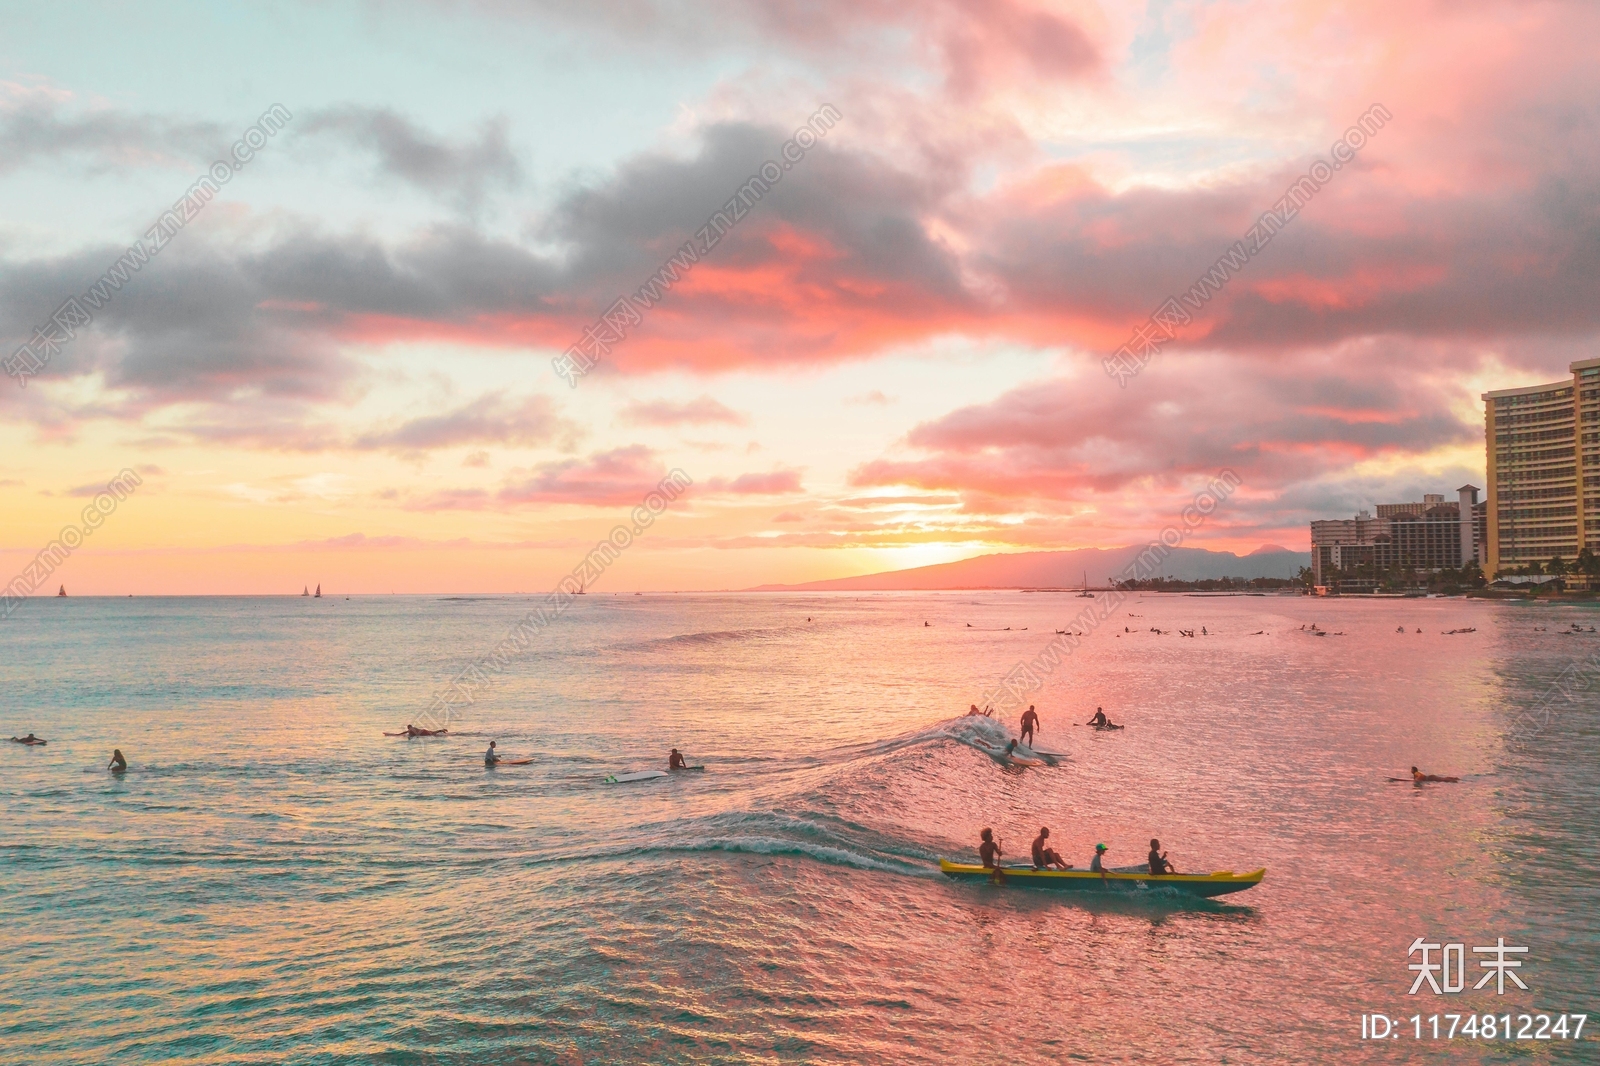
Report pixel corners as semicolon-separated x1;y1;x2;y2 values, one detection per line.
605;770;669;783
497;758;534;766
974;742;1045;767
671;765;706;772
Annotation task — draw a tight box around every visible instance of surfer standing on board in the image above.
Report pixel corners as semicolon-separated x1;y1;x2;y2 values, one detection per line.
1020;706;1039;745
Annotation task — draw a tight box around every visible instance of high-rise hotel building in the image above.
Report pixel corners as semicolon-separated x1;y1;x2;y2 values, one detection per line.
1483;358;1600;572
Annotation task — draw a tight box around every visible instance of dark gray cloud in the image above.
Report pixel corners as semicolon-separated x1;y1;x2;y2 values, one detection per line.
0;97;228;173
300;107;522;209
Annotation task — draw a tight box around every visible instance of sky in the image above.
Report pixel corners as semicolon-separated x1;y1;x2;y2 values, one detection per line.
3;0;1597;594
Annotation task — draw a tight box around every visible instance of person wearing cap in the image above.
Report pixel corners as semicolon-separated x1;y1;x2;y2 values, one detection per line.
1090;842;1108;873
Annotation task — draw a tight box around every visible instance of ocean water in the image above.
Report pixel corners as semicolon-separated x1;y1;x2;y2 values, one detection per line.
2;592;1596;1064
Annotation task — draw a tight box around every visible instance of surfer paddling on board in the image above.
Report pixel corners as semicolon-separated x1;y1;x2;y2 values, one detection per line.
1020;706;1040;745
9;734;46;745
1031;827;1070;870
978;828;1004;884
669;748;687;770
1410;765;1459;783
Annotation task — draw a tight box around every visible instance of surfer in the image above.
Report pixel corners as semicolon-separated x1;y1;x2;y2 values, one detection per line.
484;740;500;767
385;724;447;737
1003;739;1020;759
669;748;687;770
1086;707;1119;728
1148;838;1176;875
1410;765;1459;783
9;734;46;745
1031;827;1070;870
108;749;127;772
965;704;992;718
1020;706;1039;745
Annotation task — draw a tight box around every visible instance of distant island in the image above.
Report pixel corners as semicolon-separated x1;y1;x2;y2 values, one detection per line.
746;545;1310;592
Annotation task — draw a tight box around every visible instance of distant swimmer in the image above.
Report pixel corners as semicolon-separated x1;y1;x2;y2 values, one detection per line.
108;749;127;772
1090;842;1108;874
1031;827;1070;870
9;734;46;745
669;748;687;770
1020;705;1040;745
1148;838;1176;875
1410;765;1460;783
484;740;500;767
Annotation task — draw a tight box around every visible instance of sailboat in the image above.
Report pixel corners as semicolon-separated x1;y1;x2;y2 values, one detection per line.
57;585;67;597
577;581;586;595
1077;571;1095;598
302;586;310;597
314;584;322;598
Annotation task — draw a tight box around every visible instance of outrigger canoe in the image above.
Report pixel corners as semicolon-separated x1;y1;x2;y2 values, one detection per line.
939;859;1265;898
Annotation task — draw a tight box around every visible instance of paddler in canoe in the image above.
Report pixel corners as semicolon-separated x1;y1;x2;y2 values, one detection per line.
1031;827;1070;870
979;827;1005;883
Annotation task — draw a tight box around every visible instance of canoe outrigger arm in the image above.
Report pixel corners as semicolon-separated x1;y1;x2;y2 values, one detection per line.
938;859;1265;898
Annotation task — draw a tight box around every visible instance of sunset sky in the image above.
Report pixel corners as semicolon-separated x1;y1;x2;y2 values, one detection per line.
3;0;1596;594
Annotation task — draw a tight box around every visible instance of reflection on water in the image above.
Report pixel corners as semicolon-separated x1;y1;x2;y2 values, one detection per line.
2;593;1596;1063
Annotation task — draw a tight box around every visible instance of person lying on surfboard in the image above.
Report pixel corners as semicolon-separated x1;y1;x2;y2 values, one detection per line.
385;724;447;737
669;748;686;770
1410;765;1459;783
9;734;46;745
1148;839;1176;875
1031;827;1070;870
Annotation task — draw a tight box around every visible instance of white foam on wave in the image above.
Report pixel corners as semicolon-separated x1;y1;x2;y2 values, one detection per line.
663;835;939;877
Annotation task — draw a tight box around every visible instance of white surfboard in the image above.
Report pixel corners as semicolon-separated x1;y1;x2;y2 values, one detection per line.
605;769;669;783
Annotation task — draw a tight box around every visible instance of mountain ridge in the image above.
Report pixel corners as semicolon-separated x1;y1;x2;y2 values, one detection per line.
746;545;1309;591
